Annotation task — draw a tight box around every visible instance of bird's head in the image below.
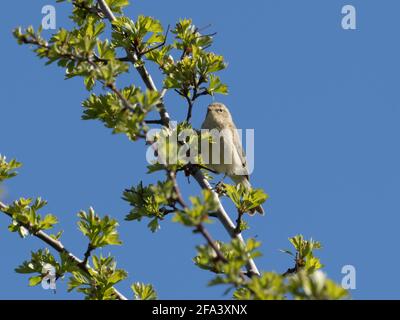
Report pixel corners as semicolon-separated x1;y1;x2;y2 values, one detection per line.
206;102;233;123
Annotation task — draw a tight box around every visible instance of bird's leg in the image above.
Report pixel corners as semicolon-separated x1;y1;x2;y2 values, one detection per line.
214;173;228;194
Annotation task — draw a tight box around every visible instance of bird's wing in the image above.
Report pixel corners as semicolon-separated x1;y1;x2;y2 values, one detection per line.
231;126;250;179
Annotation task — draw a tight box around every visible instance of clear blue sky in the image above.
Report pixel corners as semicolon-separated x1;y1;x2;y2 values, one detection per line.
1;0;399;299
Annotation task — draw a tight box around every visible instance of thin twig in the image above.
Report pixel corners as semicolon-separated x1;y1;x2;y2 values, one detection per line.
167;172;227;263
139;25;170;57
106;82;136;112
187;164;218;175
185;95;194;123
282;253;301;277
145;119;164;125
195;224;227;263
168;170;187;208
82;243;95;266
234;210;244;235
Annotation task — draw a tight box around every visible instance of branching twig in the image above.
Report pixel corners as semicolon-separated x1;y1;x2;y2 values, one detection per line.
234;210;244;235
82;243;95;266
145;119;164;125
185;95;194;123
0;201;128;300
282;252;301;277
168;170;187;208
167;171;227;263
106;82;136;112
95;0;171;127
139;25;171;57
195;224;227;263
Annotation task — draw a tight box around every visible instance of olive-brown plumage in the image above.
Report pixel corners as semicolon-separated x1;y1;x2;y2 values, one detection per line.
201;102;264;215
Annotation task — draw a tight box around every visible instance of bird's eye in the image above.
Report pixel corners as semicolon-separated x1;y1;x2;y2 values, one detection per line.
218;109;223;113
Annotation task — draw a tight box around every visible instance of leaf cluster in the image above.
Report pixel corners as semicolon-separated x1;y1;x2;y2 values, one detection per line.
224;183;268;214
7;198;58;236
124;180;176;232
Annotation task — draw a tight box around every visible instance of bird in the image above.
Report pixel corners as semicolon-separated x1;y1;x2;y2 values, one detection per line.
201;102;264;215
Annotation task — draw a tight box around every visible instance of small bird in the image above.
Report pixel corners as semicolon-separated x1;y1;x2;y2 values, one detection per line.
201;102;264;215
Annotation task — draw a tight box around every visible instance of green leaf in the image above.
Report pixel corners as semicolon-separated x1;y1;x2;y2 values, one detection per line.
68;255;128;300
39;214;58;230
106;0;129;14
82;86;160;141
132;282;157;300
29;275;42;287
0;155;22;182
77;207;122;248
224;183;268;214
173;190;217;227
124;180;175;232
207;74;228;95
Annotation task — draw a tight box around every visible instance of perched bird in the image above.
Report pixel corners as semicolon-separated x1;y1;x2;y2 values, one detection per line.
201;102;264;215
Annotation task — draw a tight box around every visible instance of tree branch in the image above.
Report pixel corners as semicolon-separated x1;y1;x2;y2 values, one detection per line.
282;252;301;277
184;93;194;123
144;119;164;125
95;0;260;277
195;224;227;263
189;168;260;276
106;82;136;112
95;0;171;127
82;243;95;266
97;0;116;21
0;201;128;300
168;170;187;208
167;171;227;263
234;209;244;235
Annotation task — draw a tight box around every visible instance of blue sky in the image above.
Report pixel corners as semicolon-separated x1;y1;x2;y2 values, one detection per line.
1;0;400;299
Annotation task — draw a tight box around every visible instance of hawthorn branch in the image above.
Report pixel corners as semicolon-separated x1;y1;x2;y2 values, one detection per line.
97;0;116;21
189;169;260;276
167;171;227;263
72;0;104;19
145;119;164;125
106;82;136;112
0;201;128;300
234;209;244;235
195;224;227;263
95;0;171;127
168;170;187;208
282;252;301;277
82;243;95;266
95;0;260;277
